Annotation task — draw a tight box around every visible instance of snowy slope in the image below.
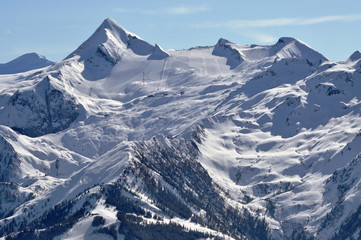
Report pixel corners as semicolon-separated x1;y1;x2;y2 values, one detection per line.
1;18;361;240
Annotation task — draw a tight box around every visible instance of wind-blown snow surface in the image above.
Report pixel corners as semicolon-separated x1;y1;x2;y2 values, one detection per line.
1;18;361;239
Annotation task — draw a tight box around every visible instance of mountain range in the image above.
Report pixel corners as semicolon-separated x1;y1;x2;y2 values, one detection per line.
1;18;361;239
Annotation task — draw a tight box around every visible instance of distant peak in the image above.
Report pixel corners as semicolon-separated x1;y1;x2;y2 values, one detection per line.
13;52;47;62
213;38;244;69
23;52;41;58
271;37;328;65
0;52;54;74
348;50;361;62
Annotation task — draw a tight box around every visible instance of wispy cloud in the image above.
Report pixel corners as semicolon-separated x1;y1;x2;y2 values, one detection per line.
194;14;361;45
113;5;211;15
197;14;361;29
242;32;277;44
299;14;361;25
167;6;211;15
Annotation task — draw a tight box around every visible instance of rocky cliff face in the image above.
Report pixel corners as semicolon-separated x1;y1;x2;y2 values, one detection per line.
0;136;19;182
0;76;79;137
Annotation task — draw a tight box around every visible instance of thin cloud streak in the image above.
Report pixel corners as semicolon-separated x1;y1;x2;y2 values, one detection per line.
243;32;277;44
300;14;361;25
196;14;361;28
167;6;211;15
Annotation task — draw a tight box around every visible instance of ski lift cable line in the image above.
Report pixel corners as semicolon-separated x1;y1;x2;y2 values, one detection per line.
141;58;170;92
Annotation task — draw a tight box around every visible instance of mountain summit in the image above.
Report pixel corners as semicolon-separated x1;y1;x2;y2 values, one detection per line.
66;18;155;79
271;37;328;65
2;18;361;240
67;18;155;60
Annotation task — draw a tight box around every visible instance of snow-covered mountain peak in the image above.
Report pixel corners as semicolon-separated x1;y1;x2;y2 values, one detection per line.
212;36;327;69
68;18;154;59
213;38;245;69
0;52;54;74
7;52;48;64
98;18;143;48
21;52;42;59
65;18;155;80
100;18;125;31
271;37;328;65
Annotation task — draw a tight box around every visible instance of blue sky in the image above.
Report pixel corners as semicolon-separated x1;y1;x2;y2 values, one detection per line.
1;0;361;63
